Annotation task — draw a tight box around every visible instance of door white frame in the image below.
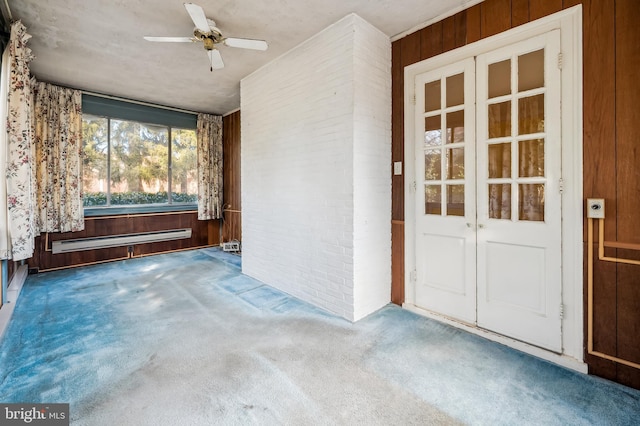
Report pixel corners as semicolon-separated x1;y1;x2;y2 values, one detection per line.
403;6;584;370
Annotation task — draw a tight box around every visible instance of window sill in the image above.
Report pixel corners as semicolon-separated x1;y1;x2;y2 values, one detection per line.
84;204;197;217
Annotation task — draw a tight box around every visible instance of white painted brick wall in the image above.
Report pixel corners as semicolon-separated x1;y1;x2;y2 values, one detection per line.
241;14;391;321
352;16;392;320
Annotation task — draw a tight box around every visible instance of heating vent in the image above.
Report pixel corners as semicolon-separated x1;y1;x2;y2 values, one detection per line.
51;228;192;254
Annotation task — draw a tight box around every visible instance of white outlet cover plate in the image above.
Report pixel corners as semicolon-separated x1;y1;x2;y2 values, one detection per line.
587;198;605;219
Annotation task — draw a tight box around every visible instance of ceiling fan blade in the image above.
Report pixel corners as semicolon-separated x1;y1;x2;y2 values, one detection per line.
224;37;268;51
144;36;195;43
208;49;224;70
184;3;211;33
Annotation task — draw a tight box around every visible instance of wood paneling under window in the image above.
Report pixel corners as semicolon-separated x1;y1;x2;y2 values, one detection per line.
29;212;218;271
391;0;640;389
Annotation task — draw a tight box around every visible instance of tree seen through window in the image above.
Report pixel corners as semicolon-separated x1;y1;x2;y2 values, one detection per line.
82;114;197;207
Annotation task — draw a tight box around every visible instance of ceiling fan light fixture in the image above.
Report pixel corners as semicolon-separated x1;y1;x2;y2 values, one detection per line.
203;37;215;50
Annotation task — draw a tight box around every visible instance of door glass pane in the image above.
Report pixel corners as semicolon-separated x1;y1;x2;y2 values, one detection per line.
447;148;464;179
488;101;511;138
518;49;544;92
446;185;464;217
446;73;464;107
446;110;464;144
518;94;545;135
488;59;511;98
425;150;442;180
518;139;545;177
489;184;511;220
519;184;545;221
425;80;441;112
425;185;442;215
488;143;511;179
425;116;441;146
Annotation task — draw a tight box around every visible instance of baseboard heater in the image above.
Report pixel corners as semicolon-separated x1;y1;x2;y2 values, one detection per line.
51;228;192;254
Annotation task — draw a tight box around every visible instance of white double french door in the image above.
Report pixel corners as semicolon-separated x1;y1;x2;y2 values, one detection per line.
413;31;563;352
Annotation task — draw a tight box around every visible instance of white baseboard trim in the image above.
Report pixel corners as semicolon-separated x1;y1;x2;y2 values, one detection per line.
403;303;588;374
0;265;29;341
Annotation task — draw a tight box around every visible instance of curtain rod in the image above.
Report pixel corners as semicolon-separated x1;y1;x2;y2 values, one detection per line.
81;90;201;116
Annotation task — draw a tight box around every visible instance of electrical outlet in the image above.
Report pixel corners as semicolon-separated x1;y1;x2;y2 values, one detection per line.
587;199;605;219
393;161;403;176
222;241;240;252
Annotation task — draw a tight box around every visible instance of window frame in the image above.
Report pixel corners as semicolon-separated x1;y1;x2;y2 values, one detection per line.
82;94;198;216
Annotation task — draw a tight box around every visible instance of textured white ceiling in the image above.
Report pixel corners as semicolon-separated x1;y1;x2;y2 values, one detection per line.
7;0;480;114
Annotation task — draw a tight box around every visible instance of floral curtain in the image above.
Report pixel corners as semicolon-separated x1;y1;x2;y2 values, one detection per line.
197;113;223;220
32;82;84;233
2;21;35;261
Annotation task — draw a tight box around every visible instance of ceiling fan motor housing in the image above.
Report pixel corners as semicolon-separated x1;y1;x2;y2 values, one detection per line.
193;27;223;50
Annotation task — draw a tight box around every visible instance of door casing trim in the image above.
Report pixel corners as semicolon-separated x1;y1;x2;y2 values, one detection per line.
403;6;583;364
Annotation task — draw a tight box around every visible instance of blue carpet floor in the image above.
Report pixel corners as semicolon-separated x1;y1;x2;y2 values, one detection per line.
0;248;638;425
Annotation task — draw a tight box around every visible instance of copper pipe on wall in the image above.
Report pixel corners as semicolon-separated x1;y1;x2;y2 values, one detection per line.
598;219;640;266
587;217;640;370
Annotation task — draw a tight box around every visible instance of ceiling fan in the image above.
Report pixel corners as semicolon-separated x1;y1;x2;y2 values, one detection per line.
144;2;268;71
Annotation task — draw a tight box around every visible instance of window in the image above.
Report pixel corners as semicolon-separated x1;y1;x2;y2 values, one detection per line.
81;95;198;212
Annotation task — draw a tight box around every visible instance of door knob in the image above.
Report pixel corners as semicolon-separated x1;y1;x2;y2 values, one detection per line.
478;224;485;229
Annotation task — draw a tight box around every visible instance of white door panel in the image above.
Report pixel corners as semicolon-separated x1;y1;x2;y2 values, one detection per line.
485;242;546;312
421;234;466;294
414;58;476;324
476;30;562;352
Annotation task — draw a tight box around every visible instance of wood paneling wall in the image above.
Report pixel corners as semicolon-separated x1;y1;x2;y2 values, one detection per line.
222;110;242;245
29;212;218;271
392;0;640;388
